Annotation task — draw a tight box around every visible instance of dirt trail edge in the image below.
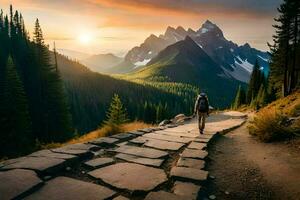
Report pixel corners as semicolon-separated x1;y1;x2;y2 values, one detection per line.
206;121;300;200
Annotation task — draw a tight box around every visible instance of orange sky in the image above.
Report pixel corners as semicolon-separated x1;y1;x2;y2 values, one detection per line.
0;0;282;56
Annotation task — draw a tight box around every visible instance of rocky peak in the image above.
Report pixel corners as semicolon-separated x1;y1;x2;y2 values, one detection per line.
197;20;224;38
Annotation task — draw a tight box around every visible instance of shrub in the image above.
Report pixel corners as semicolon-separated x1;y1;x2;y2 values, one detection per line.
248;108;293;142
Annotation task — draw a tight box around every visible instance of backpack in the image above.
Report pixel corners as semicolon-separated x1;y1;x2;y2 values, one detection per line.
198;97;208;112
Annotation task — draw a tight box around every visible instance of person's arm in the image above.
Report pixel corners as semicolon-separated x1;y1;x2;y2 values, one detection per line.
194;96;200;115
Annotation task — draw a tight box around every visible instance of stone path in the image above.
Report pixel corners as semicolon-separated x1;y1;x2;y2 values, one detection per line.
0;111;246;200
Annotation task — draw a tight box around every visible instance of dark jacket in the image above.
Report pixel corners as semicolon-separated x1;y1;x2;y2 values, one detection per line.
194;95;209;114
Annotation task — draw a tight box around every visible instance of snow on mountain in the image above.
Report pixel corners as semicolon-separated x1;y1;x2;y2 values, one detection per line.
134;59;151;68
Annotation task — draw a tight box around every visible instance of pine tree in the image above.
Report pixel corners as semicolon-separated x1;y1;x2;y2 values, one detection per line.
31;18;73;142
246;60;264;103
233;85;246;109
0;56;33;157
269;0;300;97
104;94;128;126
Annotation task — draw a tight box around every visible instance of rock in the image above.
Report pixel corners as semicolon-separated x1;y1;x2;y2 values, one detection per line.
127;131;145;136
116;142;128;146
181;149;208;160
0;169;43;200
28;150;78;162
92;149;105;156
170;167;208;183
166;124;178;128
2;157;66;174
51;148;91;157
84;158;114;169
89;137;119;147
187;142;207;150
130;137;149;144
177;157;205;169
172;114;187;124
173;181;201;200
145;191;186;200
209;194;216;199
144;138;184;151
138;128;153;133
88;163;167;192
110;133;134;141
115;153;164;167
64;143;100;151
156;130;198;138
143;133;192;143
225;191;230;195
25;176;116;200
113;145;168;159
159;119;171;126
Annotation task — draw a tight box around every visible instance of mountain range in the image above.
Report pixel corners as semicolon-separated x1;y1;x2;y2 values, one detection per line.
117;20;269;83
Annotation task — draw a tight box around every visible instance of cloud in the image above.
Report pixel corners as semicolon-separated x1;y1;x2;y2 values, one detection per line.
88;0;282;17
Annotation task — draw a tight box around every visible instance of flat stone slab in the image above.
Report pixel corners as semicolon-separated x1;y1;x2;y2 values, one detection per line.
145;191;186;200
28;150;77;161
51;148;91;156
181;149;208;160
127;131;145;136
0;169;43;200
25;176;115;200
2;156;66;173
155;130;198;138
138;128;154;133
144;138;185;151
110;133;134;140
170;167;208;183
173;181;201;200
84;157;114;168
115;153;164;167
187;142;207;150
89;137;119;147
113;145;168;159
88;163;167;192
177;157;205;169
130;137;149;144
143;133;192;143
64;143;100;151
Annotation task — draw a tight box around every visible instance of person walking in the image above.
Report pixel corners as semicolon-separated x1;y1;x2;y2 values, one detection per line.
194;93;209;134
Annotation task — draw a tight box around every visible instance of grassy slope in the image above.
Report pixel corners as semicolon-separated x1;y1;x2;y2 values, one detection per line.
248;90;300;142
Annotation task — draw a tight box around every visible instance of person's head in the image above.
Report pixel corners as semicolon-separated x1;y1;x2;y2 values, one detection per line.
200;92;207;97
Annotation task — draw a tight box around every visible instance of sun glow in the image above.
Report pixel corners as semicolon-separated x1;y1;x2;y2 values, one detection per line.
78;33;92;44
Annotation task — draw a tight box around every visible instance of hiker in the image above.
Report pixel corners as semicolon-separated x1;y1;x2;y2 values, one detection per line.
194;93;209;134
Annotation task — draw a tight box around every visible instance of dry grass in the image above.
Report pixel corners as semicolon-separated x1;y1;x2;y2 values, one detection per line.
66;121;153;145
248;90;300;142
264;90;300;116
39;121;153;149
248;108;293;142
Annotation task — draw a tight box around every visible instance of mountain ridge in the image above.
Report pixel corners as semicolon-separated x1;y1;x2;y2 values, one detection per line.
113;20;269;83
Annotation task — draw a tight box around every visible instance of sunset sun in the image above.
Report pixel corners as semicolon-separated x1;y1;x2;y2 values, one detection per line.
78;33;92;44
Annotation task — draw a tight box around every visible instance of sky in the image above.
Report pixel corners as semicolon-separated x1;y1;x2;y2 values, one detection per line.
1;0;283;56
